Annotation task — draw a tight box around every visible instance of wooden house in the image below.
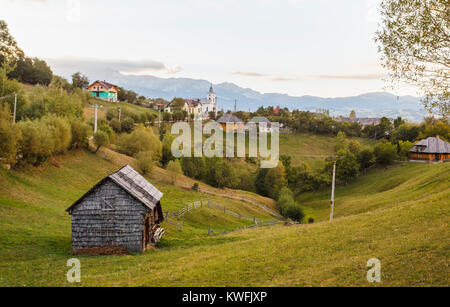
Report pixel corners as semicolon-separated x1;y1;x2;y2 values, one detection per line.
409;136;450;162
248;116;274;133
66;165;164;253
87;80;119;102
217;113;244;131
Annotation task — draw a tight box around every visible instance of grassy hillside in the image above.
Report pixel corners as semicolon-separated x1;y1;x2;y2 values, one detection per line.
0;150;448;286
280;133;378;169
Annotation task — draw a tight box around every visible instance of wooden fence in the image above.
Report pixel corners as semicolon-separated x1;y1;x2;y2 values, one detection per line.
162;200;285;235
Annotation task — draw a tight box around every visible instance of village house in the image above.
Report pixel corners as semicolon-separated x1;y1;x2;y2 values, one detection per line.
217;113;244;131
66;165;164;253
409;136;450;162
87;80;119;102
336;117;389;127
164;84;218;119
248;116;274;133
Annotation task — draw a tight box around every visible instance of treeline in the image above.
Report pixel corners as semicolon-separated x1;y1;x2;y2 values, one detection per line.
0;20;53;86
235;106;449;142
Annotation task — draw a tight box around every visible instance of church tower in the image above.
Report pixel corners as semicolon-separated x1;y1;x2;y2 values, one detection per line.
207;84;217;104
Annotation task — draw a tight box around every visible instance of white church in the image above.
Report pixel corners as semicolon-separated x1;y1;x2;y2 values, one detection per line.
200;84;218;119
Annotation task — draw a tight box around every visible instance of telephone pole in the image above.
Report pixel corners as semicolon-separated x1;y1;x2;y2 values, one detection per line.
118;106;122;122
13;93;17;124
330;160;337;221
234;99;237;112
93;104;102;133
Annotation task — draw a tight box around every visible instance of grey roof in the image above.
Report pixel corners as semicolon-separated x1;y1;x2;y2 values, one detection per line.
217;113;243;123
209;84;214;93
410;137;450;154
66;165;163;213
249;116;271;123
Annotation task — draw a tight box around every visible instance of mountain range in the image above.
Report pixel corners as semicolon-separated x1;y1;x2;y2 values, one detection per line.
47;59;428;121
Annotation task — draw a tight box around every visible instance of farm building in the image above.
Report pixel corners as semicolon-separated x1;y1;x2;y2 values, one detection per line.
409;136;450;162
217;113;244;131
66;165;164;253
87;80;118;102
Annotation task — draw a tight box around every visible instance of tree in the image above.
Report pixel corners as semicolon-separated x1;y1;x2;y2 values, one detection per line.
374;140;398;165
375;0;449;117
120;117;135;133
264;163;287;200
136;151;154;175
358;149;375;171
71;72;89;90
93;130;109;153
166;160;183;184
0;103;21;164
117;126;162;161
277;187;305;222
398;140;414;159
349;110;356;118
0;20;24;65
161;133;175;166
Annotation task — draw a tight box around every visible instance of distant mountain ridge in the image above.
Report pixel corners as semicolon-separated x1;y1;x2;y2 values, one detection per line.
47;60;427;121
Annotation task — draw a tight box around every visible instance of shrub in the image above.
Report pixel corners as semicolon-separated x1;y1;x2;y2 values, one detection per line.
136;151;154;175
398;140;414;159
109;118;121;133
0;104;21;164
93;130;109;153
277;187;305;222
117;126;162;161
166;160;183;184
120;117;135;133
192;183;199;191
374;141;398;166
18;119;55;165
41;115;72;154
71;120;90;149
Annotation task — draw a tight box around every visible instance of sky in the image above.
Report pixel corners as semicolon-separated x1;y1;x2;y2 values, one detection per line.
0;0;418;98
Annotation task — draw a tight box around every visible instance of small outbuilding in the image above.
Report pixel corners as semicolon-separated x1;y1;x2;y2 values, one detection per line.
409;136;450;162
66;165;164;253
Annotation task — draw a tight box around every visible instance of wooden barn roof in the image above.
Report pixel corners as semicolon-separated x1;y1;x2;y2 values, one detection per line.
217;113;243;123
410;137;450;154
66;165;163;213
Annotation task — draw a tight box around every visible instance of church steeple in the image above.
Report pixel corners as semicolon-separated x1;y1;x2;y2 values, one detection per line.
209;84;214;94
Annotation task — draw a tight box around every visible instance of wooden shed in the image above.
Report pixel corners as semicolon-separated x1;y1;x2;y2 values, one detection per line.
66;165;164;253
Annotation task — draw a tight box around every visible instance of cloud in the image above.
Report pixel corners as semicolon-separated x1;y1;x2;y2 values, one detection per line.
45;56;181;77
232;71;268;78
309;73;386;80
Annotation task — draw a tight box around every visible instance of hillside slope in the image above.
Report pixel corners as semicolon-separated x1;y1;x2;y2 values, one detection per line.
0;152;448;286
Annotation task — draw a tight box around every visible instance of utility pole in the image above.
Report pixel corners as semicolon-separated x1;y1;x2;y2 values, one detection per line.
234;99;237;112
330;160;337;221
118;107;122;122
158;107;161;129
13;93;17;124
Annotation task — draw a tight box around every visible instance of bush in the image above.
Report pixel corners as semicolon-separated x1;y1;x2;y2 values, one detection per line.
398;140;414;159
70;120;90;149
0;104;21;164
93;130;109;153
117;126;162;161
109;118;121;133
277;187;305;222
136;151;154;174
374;141;398;166
166;160;183;184
192;183;199;191
120;117;135;133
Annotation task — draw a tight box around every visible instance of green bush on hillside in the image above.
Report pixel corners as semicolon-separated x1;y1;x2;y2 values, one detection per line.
136;151;154;175
277;187;305;222
117;126;162;161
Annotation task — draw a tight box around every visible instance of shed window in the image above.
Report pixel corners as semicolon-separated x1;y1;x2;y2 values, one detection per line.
102;197;116;211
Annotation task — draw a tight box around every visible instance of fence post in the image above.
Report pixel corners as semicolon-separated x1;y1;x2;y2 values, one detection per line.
180;221;183;231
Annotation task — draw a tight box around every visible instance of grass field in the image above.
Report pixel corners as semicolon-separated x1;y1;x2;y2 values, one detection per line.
279;133;378;169
0;148;448;286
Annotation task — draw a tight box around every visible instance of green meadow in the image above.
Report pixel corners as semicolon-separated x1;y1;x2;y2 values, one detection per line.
0;149;448;286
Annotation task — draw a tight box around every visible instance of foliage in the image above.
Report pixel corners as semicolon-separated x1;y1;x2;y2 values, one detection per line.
0;103;21;164
375;0;449;117
161;133;175;166
120;117;135;133
71;72;89;90
277;187;305;222
70;119;90;149
374;140;398;165
0;20;24;64
8;57;53;86
166;159;183;184
398;140;414;159
136;151;154;175
117;126;162;161
93;130;110;153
